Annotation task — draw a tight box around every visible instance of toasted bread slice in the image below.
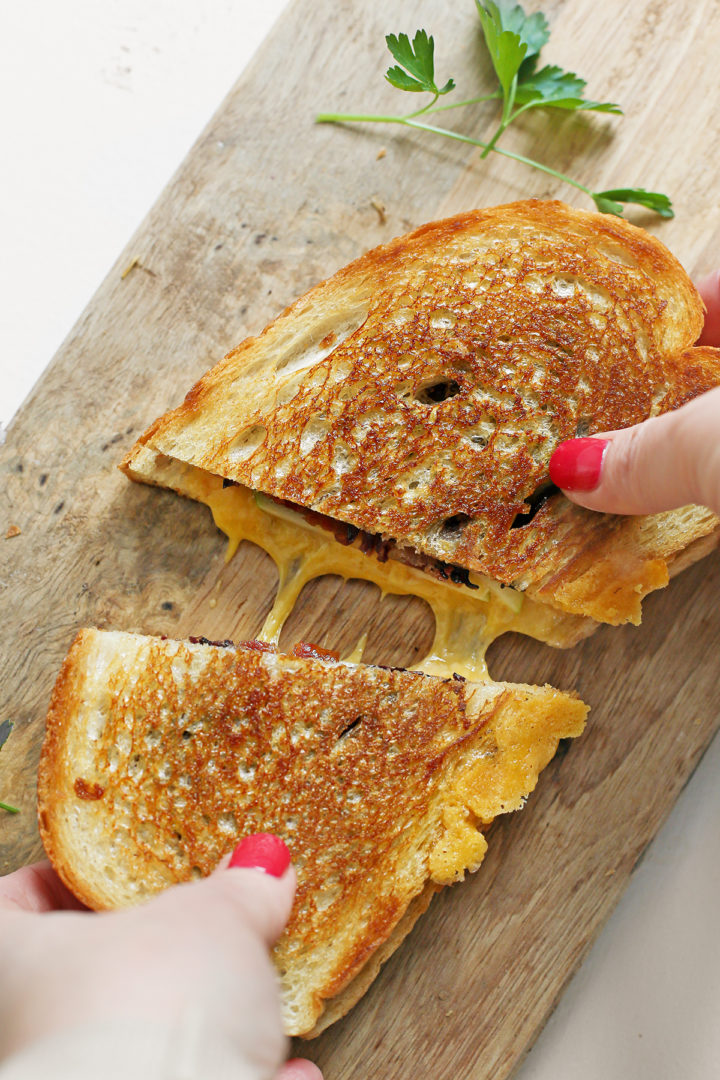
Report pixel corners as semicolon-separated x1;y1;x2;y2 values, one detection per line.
122;200;720;625
39;629;586;1036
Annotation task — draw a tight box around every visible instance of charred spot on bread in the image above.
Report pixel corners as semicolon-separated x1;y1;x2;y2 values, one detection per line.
440;513;473;538
237;639;278;653
74;778;105;800
414;378;461;404
510;482;560;529
292;642;341;662
188;635;236;648
337;714;364;740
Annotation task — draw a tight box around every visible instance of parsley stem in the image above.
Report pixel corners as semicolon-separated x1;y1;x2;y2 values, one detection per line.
406;93;440;118
0;801;19;814
480;119;509;159
316;112;410;125
402;118;595;196
481;73;518;159
423;93;502;114
315;112;596;202
316;93;502;125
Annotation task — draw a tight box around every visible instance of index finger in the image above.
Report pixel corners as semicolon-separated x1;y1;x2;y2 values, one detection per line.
697;270;720;347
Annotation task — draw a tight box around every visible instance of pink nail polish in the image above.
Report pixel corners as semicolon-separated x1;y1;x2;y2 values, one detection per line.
228;833;290;877
549;438;609;491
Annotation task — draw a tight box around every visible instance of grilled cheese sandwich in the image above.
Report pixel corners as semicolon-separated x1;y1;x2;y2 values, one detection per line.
123;201;720;649
39;629;587;1036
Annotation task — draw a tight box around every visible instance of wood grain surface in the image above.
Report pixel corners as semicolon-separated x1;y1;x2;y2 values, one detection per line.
2;1;720;1077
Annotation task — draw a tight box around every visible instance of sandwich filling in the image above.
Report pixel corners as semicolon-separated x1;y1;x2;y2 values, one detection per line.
200;467;595;681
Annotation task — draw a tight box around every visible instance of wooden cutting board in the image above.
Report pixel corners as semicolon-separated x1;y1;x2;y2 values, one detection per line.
2;0;720;1076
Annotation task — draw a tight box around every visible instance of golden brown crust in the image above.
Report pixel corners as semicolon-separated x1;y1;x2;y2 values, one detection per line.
122;201;720;624
38;629;586;1035
39;630;179;909
303;882;440;1038
517;501;718;624
37;635;83;899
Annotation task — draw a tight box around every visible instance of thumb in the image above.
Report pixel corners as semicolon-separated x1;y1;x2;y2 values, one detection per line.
202;833;296;945
548;386;720;517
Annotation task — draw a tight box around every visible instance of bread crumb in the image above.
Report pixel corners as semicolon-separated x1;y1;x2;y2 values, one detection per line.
5;525;21;538
121;256;139;279
376;147;387;160
209;598;217;609
371;198;387;224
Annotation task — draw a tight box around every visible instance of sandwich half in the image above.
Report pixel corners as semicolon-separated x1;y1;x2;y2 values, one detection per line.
39;628;586;1036
122;200;720;654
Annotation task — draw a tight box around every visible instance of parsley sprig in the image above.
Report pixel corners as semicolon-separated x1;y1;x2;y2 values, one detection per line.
317;2;673;219
384;30;455;100
0;720;19;815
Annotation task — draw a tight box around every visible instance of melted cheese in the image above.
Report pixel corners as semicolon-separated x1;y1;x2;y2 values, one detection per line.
200;480;589;682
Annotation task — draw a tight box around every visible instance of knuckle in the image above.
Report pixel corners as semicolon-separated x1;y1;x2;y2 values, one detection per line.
697;432;720;514
213;871;289;938
674;400;715;507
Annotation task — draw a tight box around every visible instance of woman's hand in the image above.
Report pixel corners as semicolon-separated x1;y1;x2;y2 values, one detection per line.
549;272;720;517
0;836;322;1080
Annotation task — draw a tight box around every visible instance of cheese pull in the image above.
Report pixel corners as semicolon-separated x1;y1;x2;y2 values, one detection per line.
204;478;596;680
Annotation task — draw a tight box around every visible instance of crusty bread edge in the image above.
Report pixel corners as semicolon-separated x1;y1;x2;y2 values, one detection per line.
526;505;719;625
37;630;107;910
301;882;440;1039
38;629;181;911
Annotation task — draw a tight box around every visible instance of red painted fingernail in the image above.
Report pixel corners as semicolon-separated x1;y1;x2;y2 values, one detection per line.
549;438;609;492
228;833;290;877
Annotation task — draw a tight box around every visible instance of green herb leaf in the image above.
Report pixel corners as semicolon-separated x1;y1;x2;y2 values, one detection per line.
481;1;549;66
384;66;428;94
476;3;528;100
592;194;624;216
385;30;455;96
593;188;675;218
0;719;12;750
514;65;622;112
0;720;18;814
517;64;586;100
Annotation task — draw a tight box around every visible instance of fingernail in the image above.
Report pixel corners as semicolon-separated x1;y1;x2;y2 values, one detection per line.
549;438;609;491
228;833;291;878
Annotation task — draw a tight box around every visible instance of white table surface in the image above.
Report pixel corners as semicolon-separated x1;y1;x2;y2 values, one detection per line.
2;3;718;1078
